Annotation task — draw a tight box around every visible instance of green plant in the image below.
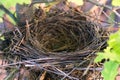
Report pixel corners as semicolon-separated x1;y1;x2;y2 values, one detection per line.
95;30;120;80
0;0;30;16
112;0;120;6
0;0;31;24
95;1;120;80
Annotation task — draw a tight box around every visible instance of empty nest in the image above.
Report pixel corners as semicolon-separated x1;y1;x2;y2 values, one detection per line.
1;6;109;80
29;8;108;53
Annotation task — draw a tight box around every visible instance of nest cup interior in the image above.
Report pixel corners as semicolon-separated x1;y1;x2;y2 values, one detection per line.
30;9;102;52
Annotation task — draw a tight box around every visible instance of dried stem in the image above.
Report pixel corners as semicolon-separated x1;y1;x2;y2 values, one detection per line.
86;0;120;17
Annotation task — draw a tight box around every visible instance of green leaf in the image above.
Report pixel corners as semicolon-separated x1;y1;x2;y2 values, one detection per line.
110;50;120;62
0;33;4;40
95;27;120;80
0;0;31;24
102;61;119;80
0;36;5;40
94;46;118;63
112;0;120;6
108;30;120;53
0;0;30;8
0;10;4;17
94;52;108;62
108;30;120;46
68;0;83;5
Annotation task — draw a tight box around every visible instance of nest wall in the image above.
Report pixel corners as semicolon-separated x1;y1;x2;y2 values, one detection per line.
1;6;110;80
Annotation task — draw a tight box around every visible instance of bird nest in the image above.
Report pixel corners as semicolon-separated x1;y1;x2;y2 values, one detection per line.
29;8;108;52
1;6;109;80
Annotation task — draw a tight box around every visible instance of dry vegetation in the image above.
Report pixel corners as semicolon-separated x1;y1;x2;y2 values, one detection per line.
1;0;117;80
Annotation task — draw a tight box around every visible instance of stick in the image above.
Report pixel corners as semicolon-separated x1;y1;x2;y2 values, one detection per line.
86;0;120;17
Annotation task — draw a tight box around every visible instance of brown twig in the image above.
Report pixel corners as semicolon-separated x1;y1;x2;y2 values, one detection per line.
86;0;120;17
